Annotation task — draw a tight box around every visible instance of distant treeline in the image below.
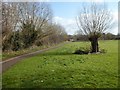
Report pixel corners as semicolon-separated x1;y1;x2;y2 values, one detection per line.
68;33;120;41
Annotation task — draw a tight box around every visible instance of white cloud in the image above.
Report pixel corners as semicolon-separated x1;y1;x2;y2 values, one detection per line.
113;11;118;22
110;11;118;35
53;14;118;35
110;27;118;35
53;16;78;35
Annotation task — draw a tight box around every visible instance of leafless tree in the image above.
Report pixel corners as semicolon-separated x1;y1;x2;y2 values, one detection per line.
18;2;52;33
18;2;53;47
2;2;19;51
2;2;67;51
76;3;113;53
39;23;67;45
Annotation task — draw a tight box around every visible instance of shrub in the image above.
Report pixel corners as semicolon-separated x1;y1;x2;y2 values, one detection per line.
74;47;90;54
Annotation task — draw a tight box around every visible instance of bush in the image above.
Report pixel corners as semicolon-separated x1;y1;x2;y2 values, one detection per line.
74;47;90;54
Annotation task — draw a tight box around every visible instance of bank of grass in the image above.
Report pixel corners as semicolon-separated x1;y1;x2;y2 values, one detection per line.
2;43;65;61
2;40;118;88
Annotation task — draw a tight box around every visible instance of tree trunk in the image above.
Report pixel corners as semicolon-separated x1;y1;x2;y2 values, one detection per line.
89;37;99;53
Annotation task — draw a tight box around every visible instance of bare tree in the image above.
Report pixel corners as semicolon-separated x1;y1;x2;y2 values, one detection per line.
2;2;19;51
2;2;67;51
18;2;53;47
76;3;113;53
18;2;52;33
39;23;67;45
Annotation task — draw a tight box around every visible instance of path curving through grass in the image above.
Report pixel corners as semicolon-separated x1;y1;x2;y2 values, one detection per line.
2;40;118;88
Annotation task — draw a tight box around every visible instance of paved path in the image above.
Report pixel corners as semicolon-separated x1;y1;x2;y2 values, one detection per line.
0;42;68;73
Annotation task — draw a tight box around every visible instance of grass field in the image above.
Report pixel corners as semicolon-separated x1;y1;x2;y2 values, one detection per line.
2;43;60;60
2;40;119;88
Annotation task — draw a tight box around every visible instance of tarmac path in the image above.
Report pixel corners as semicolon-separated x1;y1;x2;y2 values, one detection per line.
0;42;68;73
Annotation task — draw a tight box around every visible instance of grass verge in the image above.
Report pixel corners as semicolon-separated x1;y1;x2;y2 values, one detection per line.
2;42;66;61
2;40;119;88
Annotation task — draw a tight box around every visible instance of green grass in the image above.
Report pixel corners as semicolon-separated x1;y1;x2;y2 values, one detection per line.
2;43;63;60
2;40;119;88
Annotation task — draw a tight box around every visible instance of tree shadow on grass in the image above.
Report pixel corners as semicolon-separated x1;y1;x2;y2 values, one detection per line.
41;50;90;56
40;47;106;56
41;51;73;56
40;47;91;56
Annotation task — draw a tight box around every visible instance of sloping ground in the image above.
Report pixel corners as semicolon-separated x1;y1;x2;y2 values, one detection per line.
2;40;119;88
2;43;67;61
1;42;68;73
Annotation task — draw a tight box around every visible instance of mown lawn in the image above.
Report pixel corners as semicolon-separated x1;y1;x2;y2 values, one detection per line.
2;40;118;88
